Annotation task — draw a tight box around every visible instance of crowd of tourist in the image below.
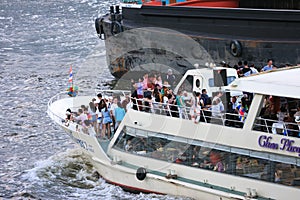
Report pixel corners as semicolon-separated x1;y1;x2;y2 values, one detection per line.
127;67;255;126
65;93;128;139
63;59;300;138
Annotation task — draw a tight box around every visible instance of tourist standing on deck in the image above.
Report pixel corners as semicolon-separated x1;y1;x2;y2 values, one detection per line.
236;61;244;77
176;90;186;119
101;101;112;139
114;102;126;130
294;106;300;136
200;89;211;108
136;78;144;99
211;92;224;125
142;73;149;90
195;92;203;123
241;61;251;77
89;99;97;132
75;108;87;125
261;59;275;71
189;91;197;122
200;89;211;122
155;74;163;89
97;93;105;105
153;88;162;114
249;63;259;74
166;69;176;89
110;97;118;133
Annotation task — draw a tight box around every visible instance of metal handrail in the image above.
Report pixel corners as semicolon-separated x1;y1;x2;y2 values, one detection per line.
48;90;132;137
48;91;300;138
254;117;300;136
131;97;244;127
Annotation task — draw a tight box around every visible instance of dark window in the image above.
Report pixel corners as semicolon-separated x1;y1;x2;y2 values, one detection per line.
113;126;300;188
195;79;200;88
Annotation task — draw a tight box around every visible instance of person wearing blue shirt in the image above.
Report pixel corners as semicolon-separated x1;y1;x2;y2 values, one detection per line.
261;59;274;72
114;102;126;130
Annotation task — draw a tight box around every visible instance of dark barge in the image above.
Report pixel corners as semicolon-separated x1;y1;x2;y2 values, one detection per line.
95;0;300;78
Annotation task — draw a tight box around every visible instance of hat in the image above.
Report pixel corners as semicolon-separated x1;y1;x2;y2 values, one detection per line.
66;111;71;115
295;116;300;123
167;69;172;73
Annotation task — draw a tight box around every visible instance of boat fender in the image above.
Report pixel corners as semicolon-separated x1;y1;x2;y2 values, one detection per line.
95;17;106;40
136;167;147;181
111;21;123;36
95;18;100;34
230;40;242;57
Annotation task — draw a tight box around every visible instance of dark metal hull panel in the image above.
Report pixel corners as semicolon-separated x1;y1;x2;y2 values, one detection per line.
239;0;300;9
123;6;300;40
100;6;300;77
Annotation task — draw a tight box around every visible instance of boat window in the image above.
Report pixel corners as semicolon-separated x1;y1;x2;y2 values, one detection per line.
178;75;193;92
208;76;236;87
252;95;300;138
112;126;300;188
195;79;200;88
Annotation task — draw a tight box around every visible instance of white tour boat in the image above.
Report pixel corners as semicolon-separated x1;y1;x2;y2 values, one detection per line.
48;67;300;199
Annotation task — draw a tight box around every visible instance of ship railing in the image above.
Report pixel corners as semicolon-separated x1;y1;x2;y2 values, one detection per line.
47;92;70;124
47;92;88;134
48;90;132;139
132;98;244;127
253;117;300;136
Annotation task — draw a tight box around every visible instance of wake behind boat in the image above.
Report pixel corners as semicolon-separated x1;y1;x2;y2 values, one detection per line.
48;67;300;199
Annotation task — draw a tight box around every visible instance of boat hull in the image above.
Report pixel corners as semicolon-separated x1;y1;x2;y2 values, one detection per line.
100;6;300;77
47;93;300;199
56;125;245;199
53;109;300;200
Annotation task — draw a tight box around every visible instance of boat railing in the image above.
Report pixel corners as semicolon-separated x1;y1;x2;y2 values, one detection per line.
47;92;70;124
48;90;131;139
48;90;300;139
131;97;300;137
132;98;244;128
253;117;300;136
47;92;84;133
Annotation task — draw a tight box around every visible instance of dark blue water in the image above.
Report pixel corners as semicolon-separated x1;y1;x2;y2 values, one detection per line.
0;1;188;199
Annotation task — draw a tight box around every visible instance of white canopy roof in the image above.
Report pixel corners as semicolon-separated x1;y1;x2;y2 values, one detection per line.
226;67;300;99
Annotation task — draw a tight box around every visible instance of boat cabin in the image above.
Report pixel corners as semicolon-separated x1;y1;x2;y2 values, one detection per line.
174;67;239;97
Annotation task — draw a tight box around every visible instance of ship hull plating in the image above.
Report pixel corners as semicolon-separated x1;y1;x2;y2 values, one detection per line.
100;6;300;77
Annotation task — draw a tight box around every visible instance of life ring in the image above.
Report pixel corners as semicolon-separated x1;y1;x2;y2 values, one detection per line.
136;167;147;181
230;40;242;57
111;21;123;36
95;17;105;40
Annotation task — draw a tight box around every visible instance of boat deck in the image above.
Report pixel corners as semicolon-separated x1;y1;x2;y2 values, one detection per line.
47;90;300;143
